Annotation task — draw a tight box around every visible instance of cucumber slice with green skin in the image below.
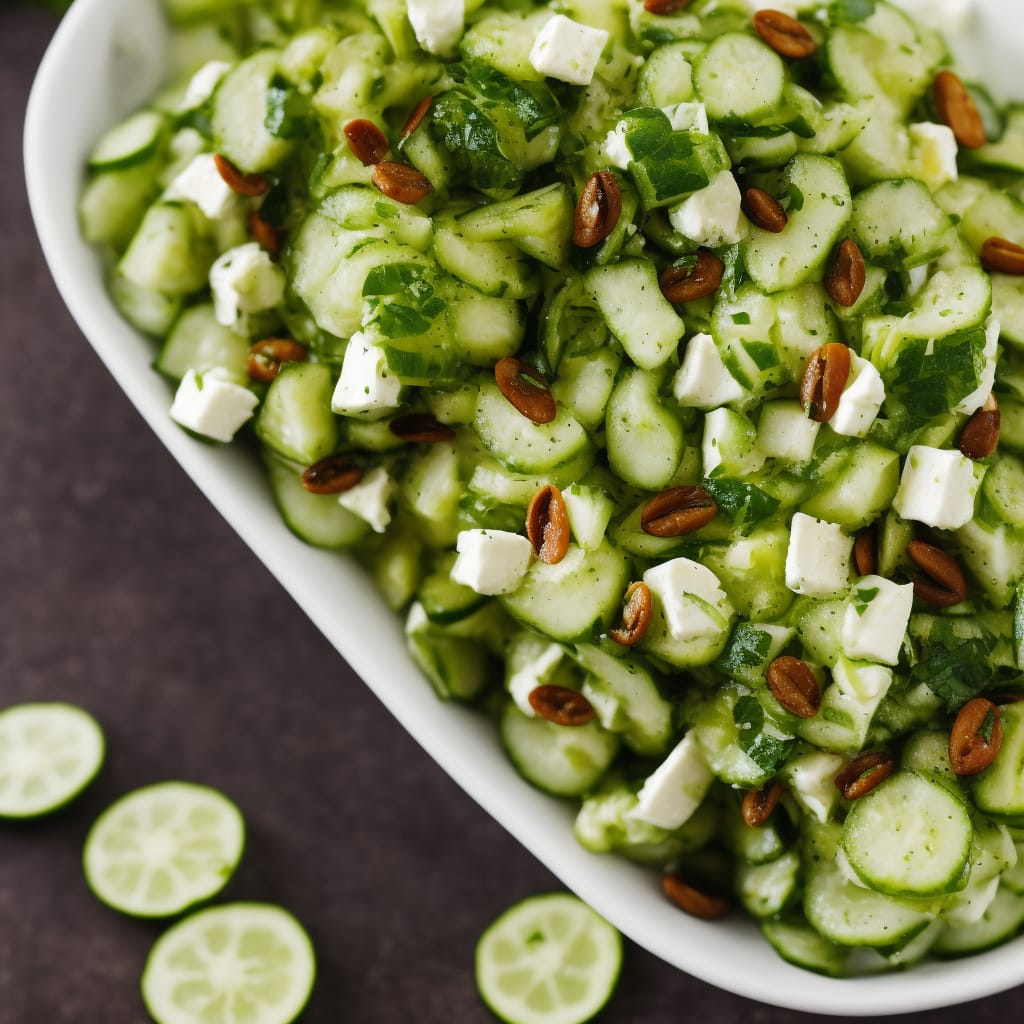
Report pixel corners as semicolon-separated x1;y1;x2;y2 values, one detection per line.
88;110;166;172
501;702;620;798
141;903;316;1024
932;886;1024;958
156;303;252;384
761;916;850;977
973;702;1024;822
695;33;785;124
83;781;245;918
475;893;622;1024
843;772;973;898
0;704;105;819
255;362;338;466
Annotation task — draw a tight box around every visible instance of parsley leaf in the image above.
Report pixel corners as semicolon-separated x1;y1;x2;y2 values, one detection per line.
265;75;312;139
362;263;446;339
703;477;781;535
909;620;997;712
733;695;792;773
717;625;774;678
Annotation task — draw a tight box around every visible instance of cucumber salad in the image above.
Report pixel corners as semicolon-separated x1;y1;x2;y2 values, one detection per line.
80;0;1024;977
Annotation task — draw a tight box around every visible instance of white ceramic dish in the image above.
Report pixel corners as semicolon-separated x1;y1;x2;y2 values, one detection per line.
24;0;1024;1012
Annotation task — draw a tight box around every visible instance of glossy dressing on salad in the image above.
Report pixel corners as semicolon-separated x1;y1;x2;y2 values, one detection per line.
79;0;1024;975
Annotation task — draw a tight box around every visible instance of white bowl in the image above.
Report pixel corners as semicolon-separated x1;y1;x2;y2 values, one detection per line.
24;0;1024;1012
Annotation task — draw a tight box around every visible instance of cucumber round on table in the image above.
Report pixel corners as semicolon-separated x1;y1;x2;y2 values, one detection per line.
141;903;316;1024
0;703;105;818
475;894;622;1024
83;781;245;917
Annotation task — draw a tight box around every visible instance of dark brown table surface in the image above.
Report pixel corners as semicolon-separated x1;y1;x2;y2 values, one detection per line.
3;6;1024;1022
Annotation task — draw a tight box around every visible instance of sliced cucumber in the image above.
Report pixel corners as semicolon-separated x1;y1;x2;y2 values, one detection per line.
0;704;105;819
88;110;166;172
255;362;338;465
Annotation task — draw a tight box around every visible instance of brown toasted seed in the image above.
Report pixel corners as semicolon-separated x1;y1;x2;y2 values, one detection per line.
854;527;878;578
934;70;986;149
644;0;692;12
301;455;364;495
659;249;725;304
213;153;268;197
526;485;571;565
980;236;1024;275
574;170;623;249
371;161;433;204
401;95;433;139
799;342;852;423
528;685;595;726
950;698;1003;776
344;119;391;166
247;338;308;383
494;357;557;424
752;9;817;59
641;486;718;538
959;394;1000;460
741;781;785;828
906;540;968;608
248;209;282;256
835;751;896;800
742;187;788;233
662;874;730;920
824;238;867;308
388;413;457;443
766;656;821;719
610;582;654;647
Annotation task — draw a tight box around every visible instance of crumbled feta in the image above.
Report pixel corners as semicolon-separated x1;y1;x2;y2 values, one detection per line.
896;0;974;35
783;750;847;824
407;0;465;57
179;60;231;112
955;317;1000;415
165;154;237;221
529;15;609;86
668;170;746;247
662;101;709;135
943;876;1002;926
842;576;914;666
602;121;632;169
893;445;986;530
829;353;885;438
209;242;286;328
785;513;853;597
630;732;714;830
673;333;747;410
508;641;565;717
562;484;614;551
643;557;732;642
331;332;402;418
169;368;258;443
337;466;394;534
451;529;533;596
757;400;820;462
910;121;959;192
702;407;764;477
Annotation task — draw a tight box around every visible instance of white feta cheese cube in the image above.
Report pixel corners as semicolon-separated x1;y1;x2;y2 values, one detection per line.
180;60;231;112
673;333;747;410
841;576;914;666
668;169;746;247
782;750;847;824
407;0;465;57
165;154;237;221
562;484;614;551
507;641;565;717
785;512;853;597
529;15;609;87
896;0;974;35
331;332;402;418
209;242;286;328
643;557;732;642
910;121;960;192
893;445;986;530
829;353;885;438
630;732;713;830
451;529;534;596
955;318;1000;415
169;368;258;443
337;466;394;534
602;121;632;169
662;101;709;135
757;400;820;462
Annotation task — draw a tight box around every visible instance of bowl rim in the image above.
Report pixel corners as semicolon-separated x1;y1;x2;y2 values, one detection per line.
23;0;1024;1013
